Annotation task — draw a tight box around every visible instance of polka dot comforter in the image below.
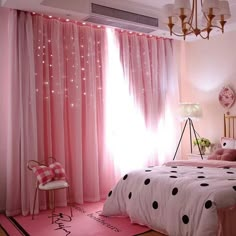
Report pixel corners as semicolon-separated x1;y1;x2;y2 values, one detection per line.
102;160;236;236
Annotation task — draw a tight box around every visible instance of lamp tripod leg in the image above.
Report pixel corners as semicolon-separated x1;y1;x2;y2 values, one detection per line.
189;119;193;153
190;119;203;159
173;119;189;160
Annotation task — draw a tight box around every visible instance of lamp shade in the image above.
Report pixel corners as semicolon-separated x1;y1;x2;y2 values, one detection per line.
202;0;219;15
162;4;178;23
217;1;231;20
179;103;202;120
174;0;191;15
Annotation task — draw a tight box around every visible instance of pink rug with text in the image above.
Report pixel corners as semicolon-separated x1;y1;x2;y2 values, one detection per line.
0;201;150;236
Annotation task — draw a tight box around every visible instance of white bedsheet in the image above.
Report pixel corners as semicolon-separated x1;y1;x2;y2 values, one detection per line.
101;160;236;236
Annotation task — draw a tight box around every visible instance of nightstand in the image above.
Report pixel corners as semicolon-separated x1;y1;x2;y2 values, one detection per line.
187;153;209;160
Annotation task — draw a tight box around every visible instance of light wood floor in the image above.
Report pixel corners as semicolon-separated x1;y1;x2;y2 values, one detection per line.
0;226;7;236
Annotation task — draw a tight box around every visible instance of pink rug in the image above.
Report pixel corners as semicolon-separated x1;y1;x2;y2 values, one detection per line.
0;201;150;236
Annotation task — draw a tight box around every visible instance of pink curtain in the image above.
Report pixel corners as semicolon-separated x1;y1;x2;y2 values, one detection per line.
32;15;117;209
3;11;179;216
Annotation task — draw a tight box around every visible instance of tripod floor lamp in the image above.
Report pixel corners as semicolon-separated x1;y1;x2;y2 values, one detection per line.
173;103;203;160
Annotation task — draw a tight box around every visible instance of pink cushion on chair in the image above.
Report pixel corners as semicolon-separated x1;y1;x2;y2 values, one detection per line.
49;162;66;180
208;148;236;161
32;165;55;185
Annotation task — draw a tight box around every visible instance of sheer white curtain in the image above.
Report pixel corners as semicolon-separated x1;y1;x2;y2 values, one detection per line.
104;29;179;175
6;10;37;216
4;10;179;216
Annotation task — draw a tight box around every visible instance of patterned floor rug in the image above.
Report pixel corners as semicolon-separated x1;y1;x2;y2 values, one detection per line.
0;201;150;236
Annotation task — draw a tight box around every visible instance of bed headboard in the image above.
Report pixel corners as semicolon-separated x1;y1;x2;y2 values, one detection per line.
224;114;236;138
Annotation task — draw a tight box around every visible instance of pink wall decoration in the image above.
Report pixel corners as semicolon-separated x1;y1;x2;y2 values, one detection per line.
218;86;235;113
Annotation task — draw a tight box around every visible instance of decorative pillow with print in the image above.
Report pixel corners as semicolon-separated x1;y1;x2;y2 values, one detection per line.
49;162;66;180
32;165;55;185
221;137;236;149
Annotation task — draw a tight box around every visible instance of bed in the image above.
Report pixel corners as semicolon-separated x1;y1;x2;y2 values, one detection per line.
101;114;236;236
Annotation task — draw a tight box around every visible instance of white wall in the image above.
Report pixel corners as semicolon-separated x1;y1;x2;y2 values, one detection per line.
179;31;236;158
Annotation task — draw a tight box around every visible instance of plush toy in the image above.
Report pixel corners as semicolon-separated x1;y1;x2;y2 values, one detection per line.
208;148;236;161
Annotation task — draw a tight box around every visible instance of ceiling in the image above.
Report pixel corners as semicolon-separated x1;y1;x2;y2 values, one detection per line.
2;0;236;41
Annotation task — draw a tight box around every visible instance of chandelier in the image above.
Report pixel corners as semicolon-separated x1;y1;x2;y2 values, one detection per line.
162;0;231;40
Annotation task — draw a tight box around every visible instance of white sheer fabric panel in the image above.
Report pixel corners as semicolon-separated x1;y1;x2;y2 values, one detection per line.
104;30;179;174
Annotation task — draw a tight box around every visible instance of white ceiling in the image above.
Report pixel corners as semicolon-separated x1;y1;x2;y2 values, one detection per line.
2;0;236;41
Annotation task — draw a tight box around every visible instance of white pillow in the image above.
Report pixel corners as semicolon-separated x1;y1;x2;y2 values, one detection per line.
221;137;236;149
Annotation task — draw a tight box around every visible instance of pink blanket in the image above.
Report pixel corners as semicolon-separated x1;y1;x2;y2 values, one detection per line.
102;160;236;236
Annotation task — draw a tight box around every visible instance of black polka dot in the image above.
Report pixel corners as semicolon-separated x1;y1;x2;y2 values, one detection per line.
144;179;150;185
205;200;212;209
233;186;236;191
170;176;177;178
182;215;189;224
108;191;112;197
123;174;128;180
172;187;178;195
227;172;234;174
197;166;203;169
198;176;205;179
152;201;158;209
171;166;177;168
200;183;209;187
145;169;152;172
223;142;226;146
170;171;177;173
128;192;132;199
223;167;230;169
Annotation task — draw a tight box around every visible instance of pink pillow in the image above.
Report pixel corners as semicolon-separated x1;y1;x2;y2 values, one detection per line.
208;148;236;161
32;165;55;185
221;137;236;149
49;162;66;180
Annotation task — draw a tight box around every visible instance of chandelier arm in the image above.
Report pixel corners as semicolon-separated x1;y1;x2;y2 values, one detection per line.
202;12;210;24
206;24;224;31
199;32;210;39
200;23;226;32
187;0;195;26
170;29;195;37
194;0;198;30
182;22;197;35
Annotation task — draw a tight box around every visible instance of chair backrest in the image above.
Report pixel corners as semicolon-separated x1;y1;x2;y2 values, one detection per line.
27;157;57;170
27;160;46;171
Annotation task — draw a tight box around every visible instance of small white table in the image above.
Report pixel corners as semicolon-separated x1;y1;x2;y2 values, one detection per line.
187;153;209;160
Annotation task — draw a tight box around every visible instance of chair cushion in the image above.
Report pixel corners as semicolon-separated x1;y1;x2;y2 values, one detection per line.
32;165;55;185
49;162;66;180
39;180;69;190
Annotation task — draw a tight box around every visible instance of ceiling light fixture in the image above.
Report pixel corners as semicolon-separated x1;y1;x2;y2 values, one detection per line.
162;0;231;40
